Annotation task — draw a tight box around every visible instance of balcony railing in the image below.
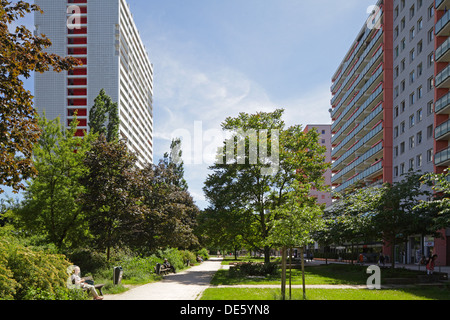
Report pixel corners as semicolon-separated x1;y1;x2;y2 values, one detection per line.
436;119;450;140
436;37;450;62
436;9;450;35
334;160;383;194
435;146;450;166
435;91;450;114
332;102;383;156
332;67;383;132
332;141;383;184
331;30;383;111
332;86;383;145
435;64;450;88
332;122;383;170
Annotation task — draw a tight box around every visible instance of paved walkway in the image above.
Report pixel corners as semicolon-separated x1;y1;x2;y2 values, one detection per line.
103;258;223;300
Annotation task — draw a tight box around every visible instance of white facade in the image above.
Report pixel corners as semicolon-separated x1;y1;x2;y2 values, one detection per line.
34;0;154;166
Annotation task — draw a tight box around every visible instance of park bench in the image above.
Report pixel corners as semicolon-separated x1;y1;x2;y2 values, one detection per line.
154;263;170;275
72;276;105;296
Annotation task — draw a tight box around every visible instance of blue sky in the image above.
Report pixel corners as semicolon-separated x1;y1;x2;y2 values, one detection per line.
5;0;376;209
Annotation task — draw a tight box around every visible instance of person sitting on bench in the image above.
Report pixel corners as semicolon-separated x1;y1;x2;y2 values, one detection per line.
71;266;103;300
163;258;176;273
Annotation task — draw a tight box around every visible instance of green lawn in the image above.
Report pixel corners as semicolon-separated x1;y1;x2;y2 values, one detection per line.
200;287;450;300
203;260;450;300
212;263;417;286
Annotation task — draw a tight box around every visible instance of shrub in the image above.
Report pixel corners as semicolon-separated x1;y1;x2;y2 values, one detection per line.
157;248;185;271
0;236;79;300
120;255;162;282
229;262;279;277
181;250;196;265
197;248;210;261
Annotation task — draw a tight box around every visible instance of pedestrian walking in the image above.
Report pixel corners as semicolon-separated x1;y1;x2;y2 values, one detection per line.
426;254;438;275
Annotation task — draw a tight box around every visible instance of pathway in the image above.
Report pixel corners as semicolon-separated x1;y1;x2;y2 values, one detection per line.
103;258;223;300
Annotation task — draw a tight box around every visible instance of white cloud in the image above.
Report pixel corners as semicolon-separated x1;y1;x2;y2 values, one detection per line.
151;49;332;209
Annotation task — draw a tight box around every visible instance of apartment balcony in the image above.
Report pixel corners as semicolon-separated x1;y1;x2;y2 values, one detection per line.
331;34;383;117
436;9;450;36
435;146;450;166
332;121;383;172
436;37;450;62
436;0;450;11
436;91;450;115
334;160;383;194
436;119;450;141
332;84;383;145
332;141;383;185
435;64;450;89
332;102;383;158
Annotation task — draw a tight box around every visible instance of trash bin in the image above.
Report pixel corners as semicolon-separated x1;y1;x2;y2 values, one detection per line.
113;266;123;285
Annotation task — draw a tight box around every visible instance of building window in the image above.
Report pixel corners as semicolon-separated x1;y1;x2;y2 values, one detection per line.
394;166;399;177
428;28;434;43
427;149;434;162
409;136;415;149
428;77;434;91
410;27;415;40
410;92;415;106
417;18;423;31
417;63;423;76
428;53;434;67
401;121;406;134
427;125;433;139
417;109;423;122
409;114;415;127
409;158;414;170
417;131;422;145
427;101;434;115
400;163;405;175
400;142;405;154
394;146;399;157
394;126;399;138
410;48;415;62
416;154;422;167
428;5;434;19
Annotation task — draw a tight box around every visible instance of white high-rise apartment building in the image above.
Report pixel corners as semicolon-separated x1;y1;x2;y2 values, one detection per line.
34;0;154;166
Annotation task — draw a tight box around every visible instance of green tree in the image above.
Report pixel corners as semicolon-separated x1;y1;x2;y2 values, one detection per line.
11;114;95;250
373;172;434;269
88;89;119;142
135;155;200;253
203;109;328;264
323;186;382;263
0;1;81;194
417;170;450;231
79;136;143;261
267;183;324;300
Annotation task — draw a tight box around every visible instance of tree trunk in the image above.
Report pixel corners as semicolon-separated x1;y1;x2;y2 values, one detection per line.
391;239;396;270
300;246;306;300
289;247;292;300
281;246;286;300
264;246;271;264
